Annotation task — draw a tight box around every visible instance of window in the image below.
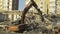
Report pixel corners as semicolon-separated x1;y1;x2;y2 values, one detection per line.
0;13;5;22
49;6;55;8
40;7;43;8
50;2;54;4
49;10;55;13
14;2;16;5
40;2;43;4
14;6;16;8
9;6;12;9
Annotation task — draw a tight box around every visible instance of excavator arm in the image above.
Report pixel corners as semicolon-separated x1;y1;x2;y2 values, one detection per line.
32;0;44;22
21;0;44;24
7;0;44;33
21;1;33;24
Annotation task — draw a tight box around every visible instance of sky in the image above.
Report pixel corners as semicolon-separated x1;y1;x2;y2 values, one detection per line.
19;0;25;11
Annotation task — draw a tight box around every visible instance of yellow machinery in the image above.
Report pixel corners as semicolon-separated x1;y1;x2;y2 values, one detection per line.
8;26;19;31
7;0;60;34
7;0;44;33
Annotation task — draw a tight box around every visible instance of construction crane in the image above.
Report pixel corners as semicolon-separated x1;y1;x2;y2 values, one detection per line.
7;0;44;33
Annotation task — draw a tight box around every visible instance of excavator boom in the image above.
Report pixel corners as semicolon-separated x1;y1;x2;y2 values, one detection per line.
21;0;44;24
8;0;44;33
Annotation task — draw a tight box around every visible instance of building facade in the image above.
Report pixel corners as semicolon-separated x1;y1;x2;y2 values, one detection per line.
40;0;56;14
0;0;19;21
25;0;60;15
40;0;60;14
0;0;19;11
0;0;4;10
0;10;22;21
12;0;19;10
49;0;56;14
56;0;60;14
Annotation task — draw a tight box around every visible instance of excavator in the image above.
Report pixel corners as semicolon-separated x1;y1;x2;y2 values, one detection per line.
7;0;44;33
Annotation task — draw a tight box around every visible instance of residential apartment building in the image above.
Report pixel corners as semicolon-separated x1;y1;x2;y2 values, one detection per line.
0;0;19;21
0;10;22;21
49;0;56;14
0;0;19;11
40;0;48;14
25;0;60;15
40;0;56;14
56;0;60;14
0;0;4;10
